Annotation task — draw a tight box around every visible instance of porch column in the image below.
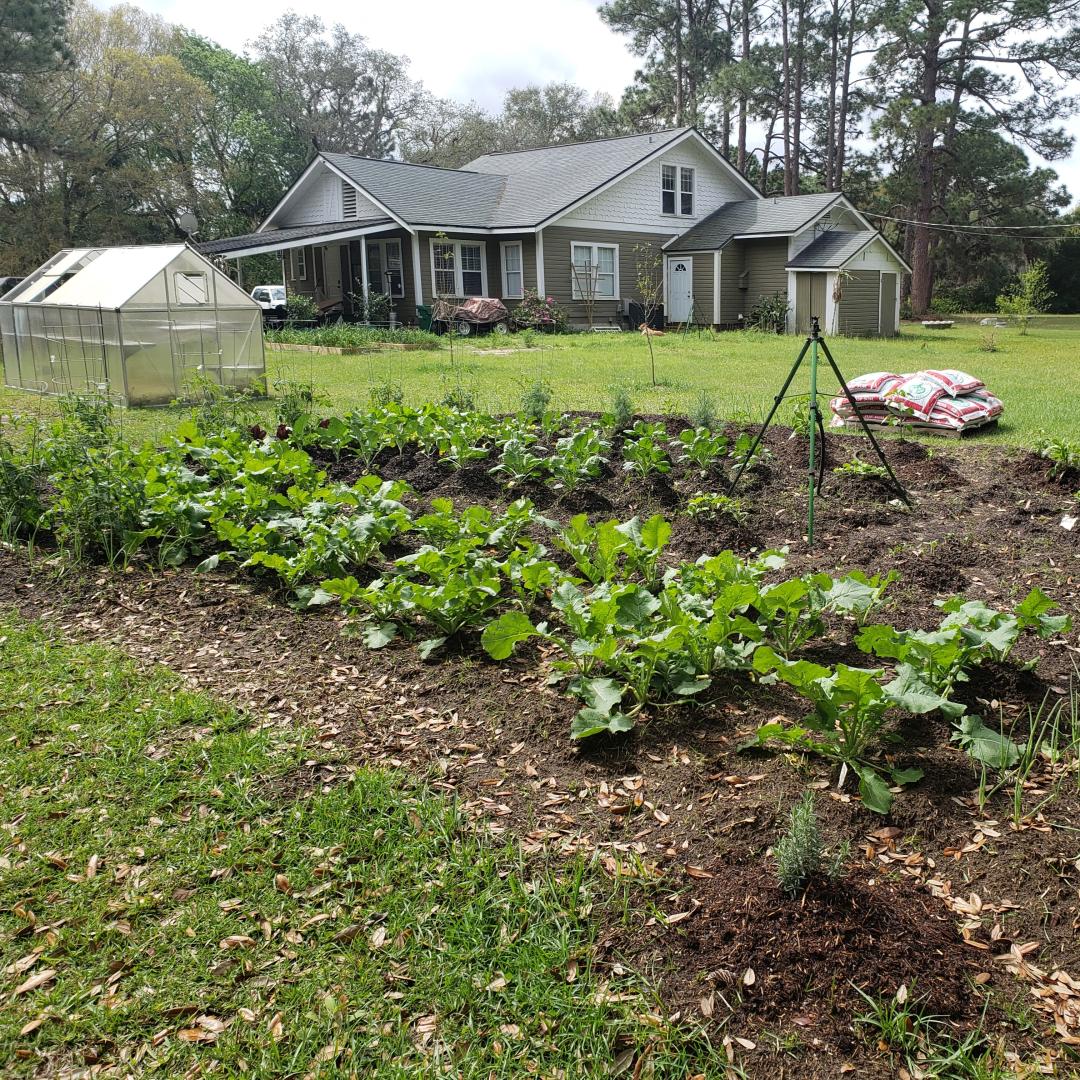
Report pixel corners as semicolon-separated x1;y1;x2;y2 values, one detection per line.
359;240;370;308
535;230;545;296
411;233;424;305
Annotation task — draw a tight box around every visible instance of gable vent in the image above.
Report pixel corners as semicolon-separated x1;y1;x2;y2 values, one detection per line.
342;181;358;220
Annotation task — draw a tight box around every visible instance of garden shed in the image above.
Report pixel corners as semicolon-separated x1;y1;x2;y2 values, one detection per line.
0;245;265;406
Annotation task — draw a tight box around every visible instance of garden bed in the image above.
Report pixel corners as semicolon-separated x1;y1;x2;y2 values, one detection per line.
1;409;1078;1075
265;340;430;354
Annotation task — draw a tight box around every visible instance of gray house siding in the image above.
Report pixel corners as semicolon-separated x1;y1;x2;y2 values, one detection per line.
418;231;535;313
542;225;669;325
742;238;789;309
718;241;744;323
837;270;880;335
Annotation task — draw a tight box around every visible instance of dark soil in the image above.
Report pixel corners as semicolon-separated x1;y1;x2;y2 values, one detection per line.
2;419;1079;1076
618;863;988;1068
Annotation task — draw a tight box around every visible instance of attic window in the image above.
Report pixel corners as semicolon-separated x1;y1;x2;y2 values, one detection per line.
342;181;357;220
661;165;695;216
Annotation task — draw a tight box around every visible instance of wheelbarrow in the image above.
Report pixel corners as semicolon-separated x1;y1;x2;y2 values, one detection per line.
432;297;510;336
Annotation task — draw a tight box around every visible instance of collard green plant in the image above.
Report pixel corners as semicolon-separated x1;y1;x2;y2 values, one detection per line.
621;421;671;479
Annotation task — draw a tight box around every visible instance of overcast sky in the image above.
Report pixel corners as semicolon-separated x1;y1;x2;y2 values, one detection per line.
104;0;1080;204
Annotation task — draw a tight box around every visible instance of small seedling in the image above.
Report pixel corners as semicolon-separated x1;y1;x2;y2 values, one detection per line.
833;454;888;480
773;791;847;895
685;491;749;525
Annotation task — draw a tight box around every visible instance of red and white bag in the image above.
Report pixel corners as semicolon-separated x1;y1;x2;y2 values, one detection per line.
845;371;902;395
889;373;949;420
923;369;985;395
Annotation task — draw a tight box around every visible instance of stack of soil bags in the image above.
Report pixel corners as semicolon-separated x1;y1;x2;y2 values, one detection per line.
829;369;1004;435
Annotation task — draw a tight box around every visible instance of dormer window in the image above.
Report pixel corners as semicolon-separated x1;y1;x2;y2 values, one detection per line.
662;165;695;216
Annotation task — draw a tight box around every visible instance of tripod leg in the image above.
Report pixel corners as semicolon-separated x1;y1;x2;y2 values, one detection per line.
818;339;911;506
728;338;812;495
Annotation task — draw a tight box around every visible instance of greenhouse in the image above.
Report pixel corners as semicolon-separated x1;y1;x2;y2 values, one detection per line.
0;245;265;406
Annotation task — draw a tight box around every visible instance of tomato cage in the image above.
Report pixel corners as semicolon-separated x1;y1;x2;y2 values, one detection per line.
0;245;265;407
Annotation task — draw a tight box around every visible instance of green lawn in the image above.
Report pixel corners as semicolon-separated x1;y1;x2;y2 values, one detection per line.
0;615;722;1078
1;321;1076;445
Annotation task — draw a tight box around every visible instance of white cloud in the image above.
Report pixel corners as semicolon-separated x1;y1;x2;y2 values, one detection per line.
92;0;1080;204
117;0;640;111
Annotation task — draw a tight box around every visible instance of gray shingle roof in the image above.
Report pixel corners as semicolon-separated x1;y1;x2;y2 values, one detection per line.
199;219;392;256
322;155;507;228
319;129;693;230
464;128;690;227
786;230;876;268
671;193;841;250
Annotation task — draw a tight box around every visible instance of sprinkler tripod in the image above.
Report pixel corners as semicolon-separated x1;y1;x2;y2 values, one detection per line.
728;315;910;547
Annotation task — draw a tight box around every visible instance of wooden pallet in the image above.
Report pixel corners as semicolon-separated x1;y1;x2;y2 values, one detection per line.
837;416;999;439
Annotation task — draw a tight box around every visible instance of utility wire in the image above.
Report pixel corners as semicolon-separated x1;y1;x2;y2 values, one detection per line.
864;211;1080;237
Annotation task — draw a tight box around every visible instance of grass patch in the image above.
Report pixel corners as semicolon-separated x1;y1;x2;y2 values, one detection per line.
1;321;1075;446
0;614;720;1077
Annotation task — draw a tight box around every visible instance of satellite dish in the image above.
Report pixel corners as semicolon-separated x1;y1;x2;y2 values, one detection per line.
178;211;199;237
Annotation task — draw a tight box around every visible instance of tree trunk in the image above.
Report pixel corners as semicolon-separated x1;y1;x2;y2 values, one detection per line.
835;0;856;188
674;0;685;125
825;0;839;189
737;0;750;171
909;0;944;316
791;0;805;192
780;0;792;195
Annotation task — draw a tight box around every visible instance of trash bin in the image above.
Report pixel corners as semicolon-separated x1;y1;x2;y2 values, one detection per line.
417;304;433;332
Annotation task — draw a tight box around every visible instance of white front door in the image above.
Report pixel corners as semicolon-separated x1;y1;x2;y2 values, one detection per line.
667;256;693;323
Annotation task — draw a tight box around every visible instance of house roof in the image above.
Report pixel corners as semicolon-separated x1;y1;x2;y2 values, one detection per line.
670;193;842;250
786;230;877;268
463;128;692;227
319;128;696;230
322;154;507;228
199;219;394;257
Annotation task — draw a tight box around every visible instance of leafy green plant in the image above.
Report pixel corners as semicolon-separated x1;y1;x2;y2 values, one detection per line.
621;421;671;479
0;416;46;542
676;427;729;474
749;647;945;812
833;454;888;480
820;570;898;627
553;513;672;588
685;492;749;526
756;576;830;657
746;291;789;334
548;428;609;491
995;259;1053;335
1033;433;1080;480
284;293;318;323
774;792;847;895
490;438;547;488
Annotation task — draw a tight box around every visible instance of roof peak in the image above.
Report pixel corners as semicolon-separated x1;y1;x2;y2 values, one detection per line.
475;126;690;159
323;151;484;176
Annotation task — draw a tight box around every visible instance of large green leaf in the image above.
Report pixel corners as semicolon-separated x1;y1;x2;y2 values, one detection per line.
852;763;893;814
571;708;635;740
481;611;541;660
953;715;1022;769
640;514;672;554
885;663;963;717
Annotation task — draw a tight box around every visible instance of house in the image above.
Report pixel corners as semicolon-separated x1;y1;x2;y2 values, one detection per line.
199;127;909;336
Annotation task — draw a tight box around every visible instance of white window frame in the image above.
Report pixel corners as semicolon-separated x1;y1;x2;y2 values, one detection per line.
500;240;524;299
680;166;695;216
428;238;488;298
661;163;695;217
661;163;677;216
290;247;307;281
365;238;405;298
569;241;619;301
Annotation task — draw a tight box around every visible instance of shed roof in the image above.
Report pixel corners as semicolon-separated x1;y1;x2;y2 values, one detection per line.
785;230;877;268
2;245;252;310
670;193;841;250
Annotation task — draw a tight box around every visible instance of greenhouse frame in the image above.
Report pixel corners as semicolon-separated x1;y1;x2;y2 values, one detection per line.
0;245;265;406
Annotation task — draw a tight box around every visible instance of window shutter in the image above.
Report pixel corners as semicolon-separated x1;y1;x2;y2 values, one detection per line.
342;181;357;220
